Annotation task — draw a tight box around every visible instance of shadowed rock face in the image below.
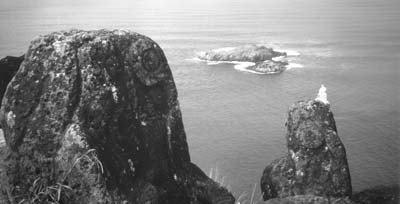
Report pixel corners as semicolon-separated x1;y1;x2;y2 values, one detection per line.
0;29;234;204
260;100;352;201
352;185;399;204
198;44;286;62
0;55;24;111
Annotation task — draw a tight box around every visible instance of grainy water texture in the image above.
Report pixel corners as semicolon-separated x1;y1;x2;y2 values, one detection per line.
0;0;399;198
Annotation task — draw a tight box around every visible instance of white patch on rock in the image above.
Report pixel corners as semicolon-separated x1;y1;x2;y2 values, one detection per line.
290;150;300;162
173;174;178;181
141;121;147;126
324;163;331;171
315;84;329;104
0;129;5;147
166;120;172;151
63;124;86;149
6;111;16;128
56;124;87;162
296;169;304;176
52;40;67;54
111;86;118;102
167;126;171;135
55;72;64;78
128;159;135;173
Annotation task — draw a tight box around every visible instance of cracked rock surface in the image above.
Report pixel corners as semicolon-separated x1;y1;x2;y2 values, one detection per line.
0;29;234;204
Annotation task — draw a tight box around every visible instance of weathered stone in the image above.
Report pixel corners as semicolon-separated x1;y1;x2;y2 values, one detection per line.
261;100;352;200
198;44;286;62
0;55;24;112
258;195;356;204
0;29;234;204
352;185;399;204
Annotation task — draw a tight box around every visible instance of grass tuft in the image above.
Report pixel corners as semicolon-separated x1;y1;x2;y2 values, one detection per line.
4;148;104;204
208;167;262;204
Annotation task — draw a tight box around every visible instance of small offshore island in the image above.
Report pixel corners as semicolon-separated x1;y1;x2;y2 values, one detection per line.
0;30;398;204
197;44;289;74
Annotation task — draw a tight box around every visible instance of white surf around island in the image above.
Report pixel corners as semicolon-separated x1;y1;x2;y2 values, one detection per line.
189;46;304;74
286;63;304;70
275;49;300;57
189;59;304;74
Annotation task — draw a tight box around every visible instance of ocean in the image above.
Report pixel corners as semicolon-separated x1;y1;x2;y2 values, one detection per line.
0;0;399;199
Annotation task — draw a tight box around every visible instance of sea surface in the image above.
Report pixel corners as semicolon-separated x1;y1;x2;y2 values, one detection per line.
0;0;399;199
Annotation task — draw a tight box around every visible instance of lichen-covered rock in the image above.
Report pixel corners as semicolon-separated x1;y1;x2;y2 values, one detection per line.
352;185;399;204
258;195;356;204
261;100;352;200
198;45;286;62
0;55;24;111
0;29;234;204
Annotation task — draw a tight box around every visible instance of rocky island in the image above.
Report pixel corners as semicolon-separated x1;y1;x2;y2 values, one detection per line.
0;30;398;204
197;44;289;74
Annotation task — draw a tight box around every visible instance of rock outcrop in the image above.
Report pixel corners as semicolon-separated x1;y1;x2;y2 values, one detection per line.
198;45;286;62
0;29;234;204
198;45;288;74
260;88;352;201
248;60;288;74
0;55;24;111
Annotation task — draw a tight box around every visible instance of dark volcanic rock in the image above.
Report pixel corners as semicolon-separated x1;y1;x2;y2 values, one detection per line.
0;55;24;110
352;185;399;204
258;195;356;204
0;29;234;204
198;44;286;62
261;99;352;200
247;60;288;74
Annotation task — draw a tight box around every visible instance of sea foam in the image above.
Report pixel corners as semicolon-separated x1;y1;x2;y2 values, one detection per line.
286;63;304;70
275;49;300;56
211;47;236;52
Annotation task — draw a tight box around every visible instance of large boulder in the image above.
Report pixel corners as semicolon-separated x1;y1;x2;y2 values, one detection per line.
0;29;234;204
260;89;352;201
198;44;286;62
0;55;24;110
